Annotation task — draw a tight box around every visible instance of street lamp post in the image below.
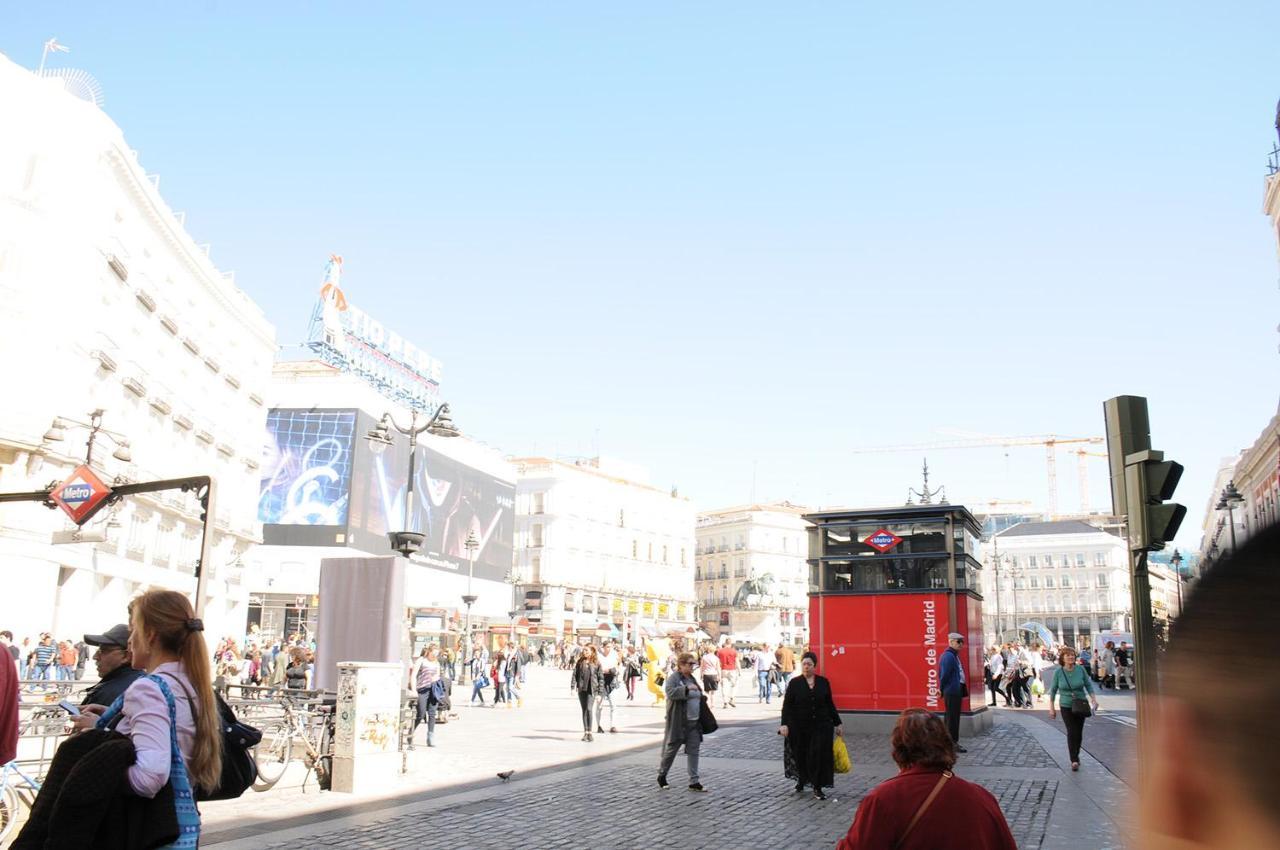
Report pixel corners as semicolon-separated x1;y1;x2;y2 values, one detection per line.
365;404;460;557
1009;563;1025;644
1170;549;1184;620
42;409;133;467
1216;481;1245;553
461;529;479;684
505;568;520;645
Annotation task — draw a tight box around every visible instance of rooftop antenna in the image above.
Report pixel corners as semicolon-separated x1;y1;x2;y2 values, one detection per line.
906;458;947;505
40;67;105;109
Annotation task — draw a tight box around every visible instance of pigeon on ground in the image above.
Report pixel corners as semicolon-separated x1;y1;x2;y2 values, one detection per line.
497;770;515;782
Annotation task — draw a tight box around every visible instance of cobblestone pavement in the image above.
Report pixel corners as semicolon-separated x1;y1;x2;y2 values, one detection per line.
708;720;1057;769
232;722;1061;850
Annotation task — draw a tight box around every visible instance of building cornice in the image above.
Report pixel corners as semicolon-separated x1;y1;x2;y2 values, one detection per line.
101;147;275;348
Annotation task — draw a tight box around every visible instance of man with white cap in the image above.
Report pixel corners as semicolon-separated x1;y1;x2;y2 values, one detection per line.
938;632;968;753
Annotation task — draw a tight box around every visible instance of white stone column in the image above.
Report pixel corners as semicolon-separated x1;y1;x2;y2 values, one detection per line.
331;661;403;794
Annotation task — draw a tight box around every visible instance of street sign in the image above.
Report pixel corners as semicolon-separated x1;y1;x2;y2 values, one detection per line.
864;528;903;553
50;464;113;526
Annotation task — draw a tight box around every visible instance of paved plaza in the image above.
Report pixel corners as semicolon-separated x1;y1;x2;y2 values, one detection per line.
200;667;1134;850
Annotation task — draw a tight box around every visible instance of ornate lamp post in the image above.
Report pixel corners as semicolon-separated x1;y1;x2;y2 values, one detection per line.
42;409;133;466
365;404;459;557
1216;481;1245;553
1170;548;1184;620
505;567;520;645
461;529;479;684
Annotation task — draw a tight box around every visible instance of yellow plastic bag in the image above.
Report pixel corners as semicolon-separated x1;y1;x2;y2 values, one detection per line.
833;736;851;774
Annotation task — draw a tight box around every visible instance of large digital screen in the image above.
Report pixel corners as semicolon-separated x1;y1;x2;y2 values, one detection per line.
347;416;515;582
258;409;356;529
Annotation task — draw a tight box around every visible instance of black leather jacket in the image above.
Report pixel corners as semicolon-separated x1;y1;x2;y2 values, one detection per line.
571;661;603;695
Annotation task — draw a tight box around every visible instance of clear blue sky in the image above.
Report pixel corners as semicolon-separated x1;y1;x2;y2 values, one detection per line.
6;4;1277;546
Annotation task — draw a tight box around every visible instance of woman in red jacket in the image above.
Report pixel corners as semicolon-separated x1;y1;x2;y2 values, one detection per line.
835;709;1016;850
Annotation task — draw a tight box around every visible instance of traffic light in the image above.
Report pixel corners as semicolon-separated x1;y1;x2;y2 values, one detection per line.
1124;449;1187;551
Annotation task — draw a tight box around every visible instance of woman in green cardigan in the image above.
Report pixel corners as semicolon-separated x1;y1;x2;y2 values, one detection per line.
1048;646;1100;771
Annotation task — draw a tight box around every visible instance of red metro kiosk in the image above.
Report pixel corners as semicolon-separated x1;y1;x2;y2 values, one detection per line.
805;503;990;734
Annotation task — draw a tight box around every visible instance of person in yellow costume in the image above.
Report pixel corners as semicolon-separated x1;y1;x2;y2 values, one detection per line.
645;638;671;705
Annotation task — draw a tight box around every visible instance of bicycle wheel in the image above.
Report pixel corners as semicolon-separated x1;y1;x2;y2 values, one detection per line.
0;782;21;845
252;724;293;791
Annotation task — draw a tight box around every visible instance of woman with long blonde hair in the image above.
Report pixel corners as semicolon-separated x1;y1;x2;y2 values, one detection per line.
83;589;222;845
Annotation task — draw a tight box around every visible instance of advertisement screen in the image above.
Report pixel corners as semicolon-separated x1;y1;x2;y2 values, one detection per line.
347;413;514;582
810;593;982;713
258;410;356;538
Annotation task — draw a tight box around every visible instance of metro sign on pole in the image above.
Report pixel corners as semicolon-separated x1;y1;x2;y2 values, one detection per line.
50;464;113;525
864;528;903;553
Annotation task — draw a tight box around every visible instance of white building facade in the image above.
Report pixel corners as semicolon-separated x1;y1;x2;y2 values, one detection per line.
0;55;276;641
512;457;696;645
982;520;1133;648
694;503;810;646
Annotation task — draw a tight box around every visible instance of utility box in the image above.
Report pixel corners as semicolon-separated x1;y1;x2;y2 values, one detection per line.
331;661;403;794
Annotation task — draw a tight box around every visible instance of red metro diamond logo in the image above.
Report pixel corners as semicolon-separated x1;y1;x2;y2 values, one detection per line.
863;528;903;553
50;464;113;526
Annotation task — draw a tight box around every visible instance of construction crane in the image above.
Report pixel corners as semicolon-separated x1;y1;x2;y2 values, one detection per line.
1073;448;1109;515
851;434;1105;517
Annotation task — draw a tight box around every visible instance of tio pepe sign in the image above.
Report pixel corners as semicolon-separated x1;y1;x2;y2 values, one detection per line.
50;464;114;526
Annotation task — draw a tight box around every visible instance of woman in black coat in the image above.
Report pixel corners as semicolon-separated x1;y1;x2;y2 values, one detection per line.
779;651;843;799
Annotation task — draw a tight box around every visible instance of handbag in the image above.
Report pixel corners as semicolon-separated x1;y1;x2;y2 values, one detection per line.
157;672;262;801
832;736;851;774
698;699;718;734
1068;667;1093;717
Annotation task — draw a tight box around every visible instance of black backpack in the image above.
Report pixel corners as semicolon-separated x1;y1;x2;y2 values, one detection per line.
160;673;262;801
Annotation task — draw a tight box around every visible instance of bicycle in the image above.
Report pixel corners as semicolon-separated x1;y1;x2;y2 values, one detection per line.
252;694;334;793
0;760;42;845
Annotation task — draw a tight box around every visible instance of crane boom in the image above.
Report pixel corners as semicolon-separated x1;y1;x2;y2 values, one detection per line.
851;434;1105;517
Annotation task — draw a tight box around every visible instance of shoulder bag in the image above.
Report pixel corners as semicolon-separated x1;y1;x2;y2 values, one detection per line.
698;698;718;734
158;672;262;801
1066;667;1092;718
894;770;952;850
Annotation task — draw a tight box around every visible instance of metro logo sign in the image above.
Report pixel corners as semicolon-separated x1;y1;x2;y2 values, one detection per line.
863;528;903;553
50;464;113;525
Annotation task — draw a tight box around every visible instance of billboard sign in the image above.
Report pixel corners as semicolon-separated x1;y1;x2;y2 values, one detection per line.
307;255;443;412
347;411;515;582
258;409;357;545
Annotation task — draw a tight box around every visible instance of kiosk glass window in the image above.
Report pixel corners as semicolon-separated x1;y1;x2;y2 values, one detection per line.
820;557;951;592
822;522;947;557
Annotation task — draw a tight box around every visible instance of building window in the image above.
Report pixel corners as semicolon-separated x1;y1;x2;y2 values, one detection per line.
1045;576;1056;589
530;524;544;547
632;540;638;558
681;548;686;567
1029;576;1040;589
564;592;575;612
1094;552;1107;567
647;542;653;561
1075;553;1086;568
1096;573;1109;588
619;509;625;528
662;545;668;564
1059;554;1070;568
1061;575;1072;588
531;492;545;515
1028;555;1037;569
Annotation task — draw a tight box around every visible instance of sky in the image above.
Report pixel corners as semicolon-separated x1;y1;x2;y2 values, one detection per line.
5;4;1277;547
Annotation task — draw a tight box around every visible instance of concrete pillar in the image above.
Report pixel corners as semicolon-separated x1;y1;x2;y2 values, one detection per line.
331;661;402;794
